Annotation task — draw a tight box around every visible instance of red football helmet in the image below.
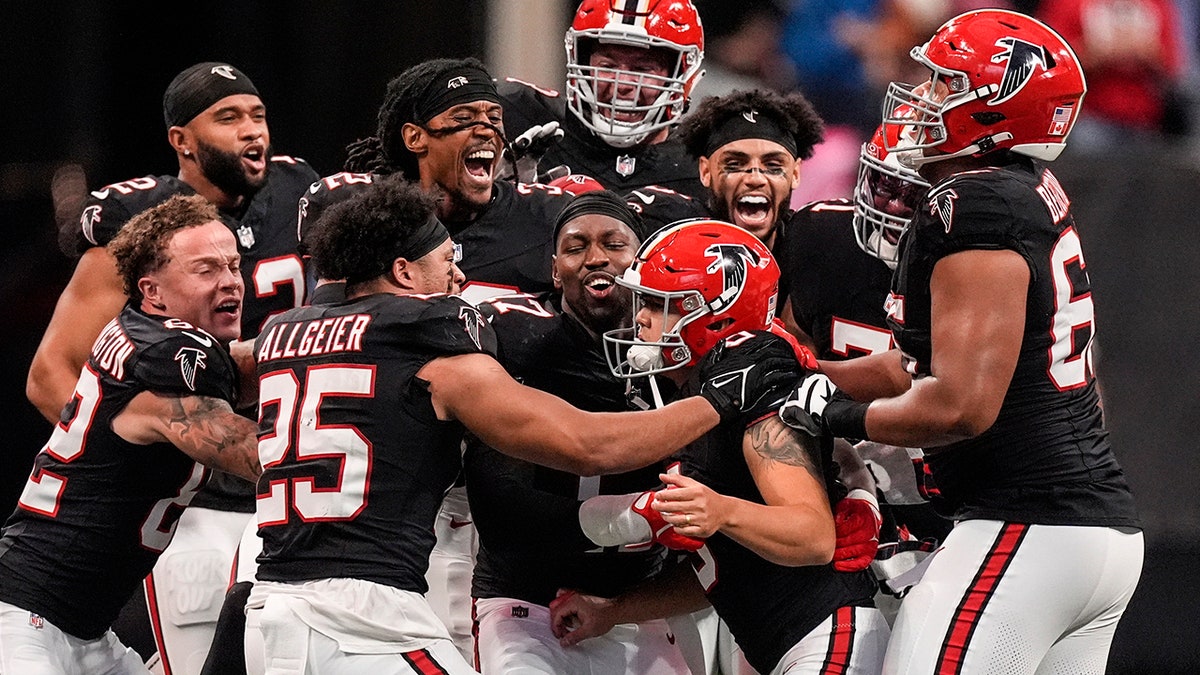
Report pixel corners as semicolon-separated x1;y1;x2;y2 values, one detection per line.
604;219;779;377
853;119;930;267
565;0;705;148
547;172;606;196
881;9;1086;168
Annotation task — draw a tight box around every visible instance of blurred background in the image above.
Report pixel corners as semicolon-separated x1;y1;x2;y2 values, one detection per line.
2;1;1197;671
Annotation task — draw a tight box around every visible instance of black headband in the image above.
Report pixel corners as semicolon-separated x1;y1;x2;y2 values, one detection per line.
413;66;501;125
703;110;798;158
554;190;648;244
401;212;452;263
163;62;260;128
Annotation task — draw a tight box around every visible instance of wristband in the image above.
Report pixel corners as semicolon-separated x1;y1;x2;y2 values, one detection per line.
824;399;870;441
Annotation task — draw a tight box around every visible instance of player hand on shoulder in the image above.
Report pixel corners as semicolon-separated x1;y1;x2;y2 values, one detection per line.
780;373;869;441
696;330;801;422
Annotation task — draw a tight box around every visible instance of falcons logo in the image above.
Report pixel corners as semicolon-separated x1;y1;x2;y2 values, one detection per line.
174;347;208;391
930;187;959;233
459;306;483;350
704;243;765;314
988;37;1048;106
80;205;102;245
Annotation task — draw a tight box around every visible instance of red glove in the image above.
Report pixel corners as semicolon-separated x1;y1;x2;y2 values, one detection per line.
769;318;819;371
631;491;703;552
832;489;882;572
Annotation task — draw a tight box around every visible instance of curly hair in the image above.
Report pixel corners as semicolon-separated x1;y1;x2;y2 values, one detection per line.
676;89;825;161
306;174;440;288
343;57;493;178
108;194;222;302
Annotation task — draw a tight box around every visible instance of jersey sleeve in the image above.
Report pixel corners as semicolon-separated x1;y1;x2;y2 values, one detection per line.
923;175;1035;265
132;331;238;403
297;172;376;254
624;185;708;235
75;176;182;255
414;296;500;359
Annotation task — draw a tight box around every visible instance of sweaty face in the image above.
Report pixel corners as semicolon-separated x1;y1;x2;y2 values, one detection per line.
409;238;466;296
145;221;244;341
553;214;639;334
420;102;504;218
588;43;673;124
700;139;800;245
188;94;271;196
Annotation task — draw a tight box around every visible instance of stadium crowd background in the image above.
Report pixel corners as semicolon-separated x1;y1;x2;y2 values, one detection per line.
0;1;1196;671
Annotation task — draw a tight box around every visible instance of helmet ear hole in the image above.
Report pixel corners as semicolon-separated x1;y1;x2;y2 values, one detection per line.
706;317;736;334
972;111;1006;125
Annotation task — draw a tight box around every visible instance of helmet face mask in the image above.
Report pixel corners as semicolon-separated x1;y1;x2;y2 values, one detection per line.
853;120;930;267
565;0;704;148
881;9;1086;168
603;219;779;379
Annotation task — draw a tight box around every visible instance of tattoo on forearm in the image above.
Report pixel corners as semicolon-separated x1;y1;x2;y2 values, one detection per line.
748;417;821;475
166;396;261;478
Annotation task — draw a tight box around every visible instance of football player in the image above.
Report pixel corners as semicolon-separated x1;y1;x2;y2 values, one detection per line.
242;175;798;674
0;195;261;675
25;62;318;675
779;10;1144;673
283;58;573;662
468;190;698;674
303;57;573;303
553;220;890;674
499;0;708;199
778;121;950;620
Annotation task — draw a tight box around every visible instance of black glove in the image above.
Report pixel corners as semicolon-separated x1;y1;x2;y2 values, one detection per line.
779;373;869;441
505;121;565;183
696;331;801;422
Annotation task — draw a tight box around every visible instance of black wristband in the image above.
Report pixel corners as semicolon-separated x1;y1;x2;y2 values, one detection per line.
824;399;870;441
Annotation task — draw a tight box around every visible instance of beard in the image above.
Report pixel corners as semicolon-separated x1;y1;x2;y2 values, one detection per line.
196;139;270;197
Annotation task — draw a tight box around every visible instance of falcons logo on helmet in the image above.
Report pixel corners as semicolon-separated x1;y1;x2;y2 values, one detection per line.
704;243;765;314
459;306;483;350
989;37;1049;106
174;347;208;391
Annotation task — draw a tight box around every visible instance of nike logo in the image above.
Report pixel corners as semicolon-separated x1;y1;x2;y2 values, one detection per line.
629;191;656;205
91;188;111;200
708;372;742;390
449;519;473;529
182;331;212;347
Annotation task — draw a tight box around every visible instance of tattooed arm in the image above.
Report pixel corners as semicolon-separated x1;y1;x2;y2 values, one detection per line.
652;415;836;566
111;390;262;482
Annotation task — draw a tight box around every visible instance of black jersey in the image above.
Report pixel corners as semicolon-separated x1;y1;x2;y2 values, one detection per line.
253;293;497;592
671;377;877;675
466;293;665;606
777;200;896;360
0;305;237;639
890;159;1139;528
77;157;319;337
623;184;710;235
77;158;317;513
499;78;706;201
299;173;569;299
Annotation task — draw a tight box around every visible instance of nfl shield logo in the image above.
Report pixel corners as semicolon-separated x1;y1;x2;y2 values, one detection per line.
236;225;255;249
615;154;636;177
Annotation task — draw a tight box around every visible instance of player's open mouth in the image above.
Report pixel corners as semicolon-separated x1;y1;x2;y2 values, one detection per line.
584;274;616;299
734;195;771;227
242;146;266;175
215;300;241;315
463;148;496;185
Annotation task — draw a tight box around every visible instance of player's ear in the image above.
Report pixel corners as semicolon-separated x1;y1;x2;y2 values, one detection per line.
138;276;165;310
789;158;802;190
550;254;562;291
167;127;192;159
698;155;712;189
391;256;416;290
402;123;428;157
